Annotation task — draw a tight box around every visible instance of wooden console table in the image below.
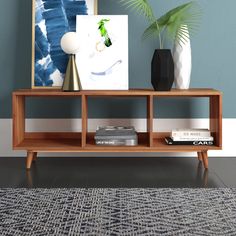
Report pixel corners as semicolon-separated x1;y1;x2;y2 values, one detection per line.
12;89;222;170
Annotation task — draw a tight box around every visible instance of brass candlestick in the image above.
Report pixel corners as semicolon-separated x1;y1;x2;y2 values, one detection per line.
62;54;82;92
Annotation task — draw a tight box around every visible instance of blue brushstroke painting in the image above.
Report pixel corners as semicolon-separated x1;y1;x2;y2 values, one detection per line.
35;0;88;87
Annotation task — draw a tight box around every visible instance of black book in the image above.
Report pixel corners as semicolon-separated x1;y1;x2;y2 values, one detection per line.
165;137;214;146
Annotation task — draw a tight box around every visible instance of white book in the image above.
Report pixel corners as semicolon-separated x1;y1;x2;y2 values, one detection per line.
171;136;214;142
172;129;211;137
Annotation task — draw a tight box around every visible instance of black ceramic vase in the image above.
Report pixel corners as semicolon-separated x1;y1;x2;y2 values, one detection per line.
151;49;174;91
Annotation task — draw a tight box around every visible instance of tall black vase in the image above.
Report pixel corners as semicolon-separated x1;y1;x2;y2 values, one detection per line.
151;49;174;91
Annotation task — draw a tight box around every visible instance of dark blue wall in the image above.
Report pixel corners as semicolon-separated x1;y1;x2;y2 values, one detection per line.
0;0;234;118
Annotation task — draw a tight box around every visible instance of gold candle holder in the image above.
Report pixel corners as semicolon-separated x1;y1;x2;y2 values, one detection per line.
62;55;82;92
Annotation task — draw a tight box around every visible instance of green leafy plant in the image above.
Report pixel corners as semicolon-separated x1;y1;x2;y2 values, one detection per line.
121;0;201;49
98;19;112;47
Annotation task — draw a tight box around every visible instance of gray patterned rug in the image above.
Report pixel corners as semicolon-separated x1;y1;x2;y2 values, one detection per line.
0;189;236;236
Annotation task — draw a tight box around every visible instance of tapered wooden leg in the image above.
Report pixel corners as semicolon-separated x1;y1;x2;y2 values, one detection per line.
26;151;34;170
197;152;203;162
32;152;37;162
202;151;209;169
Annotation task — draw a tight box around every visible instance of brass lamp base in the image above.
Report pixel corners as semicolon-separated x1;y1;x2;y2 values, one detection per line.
62;54;82;91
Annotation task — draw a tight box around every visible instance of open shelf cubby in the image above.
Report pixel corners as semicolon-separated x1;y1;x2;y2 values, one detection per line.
13;89;222;169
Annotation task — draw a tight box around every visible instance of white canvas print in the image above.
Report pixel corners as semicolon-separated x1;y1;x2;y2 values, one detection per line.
76;15;129;90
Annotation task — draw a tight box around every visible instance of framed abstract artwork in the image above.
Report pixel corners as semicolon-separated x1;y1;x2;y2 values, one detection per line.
76;15;129;90
32;0;97;88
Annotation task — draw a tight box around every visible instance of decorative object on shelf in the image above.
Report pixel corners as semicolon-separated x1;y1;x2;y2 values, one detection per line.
121;0;201;91
32;0;97;88
173;26;192;90
151;49;174;91
60;32;82;91
76;15;129;90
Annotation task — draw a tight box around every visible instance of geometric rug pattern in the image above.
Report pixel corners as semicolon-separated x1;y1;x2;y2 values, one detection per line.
0;188;236;235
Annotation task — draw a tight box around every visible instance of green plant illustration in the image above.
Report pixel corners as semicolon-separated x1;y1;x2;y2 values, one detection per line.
98;19;112;47
121;0;201;49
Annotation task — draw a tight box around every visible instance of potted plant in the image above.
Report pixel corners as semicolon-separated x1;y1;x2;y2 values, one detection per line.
121;0;201;91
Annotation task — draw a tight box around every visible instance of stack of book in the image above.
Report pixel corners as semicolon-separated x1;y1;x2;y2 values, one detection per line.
165;129;214;146
95;126;138;146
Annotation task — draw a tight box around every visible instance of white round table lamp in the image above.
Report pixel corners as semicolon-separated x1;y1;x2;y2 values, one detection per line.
61;32;80;54
60;32;82;91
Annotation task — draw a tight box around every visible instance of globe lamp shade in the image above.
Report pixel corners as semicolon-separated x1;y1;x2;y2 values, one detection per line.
60;32;79;55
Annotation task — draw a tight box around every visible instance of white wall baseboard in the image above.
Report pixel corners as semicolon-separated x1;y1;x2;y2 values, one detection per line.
0;118;234;157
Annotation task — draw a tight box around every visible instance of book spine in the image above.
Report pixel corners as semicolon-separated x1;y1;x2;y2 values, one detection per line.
95;136;137;140
172;129;209;133
171;136;214;141
96;139;137;146
171;131;211;137
96;140;126;146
